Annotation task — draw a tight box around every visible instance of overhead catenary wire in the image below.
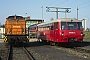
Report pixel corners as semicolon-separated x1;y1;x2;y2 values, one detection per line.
69;0;76;7
72;0;90;8
79;4;90;9
56;0;69;6
48;0;59;6
71;0;90;12
46;0;90;20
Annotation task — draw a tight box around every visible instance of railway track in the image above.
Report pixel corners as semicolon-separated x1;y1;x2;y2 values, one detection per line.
51;43;90;59
39;40;90;55
67;47;90;59
7;45;12;60
68;42;90;54
55;42;90;54
71;47;90;54
7;45;35;60
23;47;35;60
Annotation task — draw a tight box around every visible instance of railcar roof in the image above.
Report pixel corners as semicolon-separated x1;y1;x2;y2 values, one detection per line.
38;18;82;26
28;24;38;28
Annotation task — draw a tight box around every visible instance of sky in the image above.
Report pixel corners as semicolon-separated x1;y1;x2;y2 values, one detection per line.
0;0;90;28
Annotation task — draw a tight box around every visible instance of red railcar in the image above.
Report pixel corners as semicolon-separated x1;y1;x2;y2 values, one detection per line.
28;24;38;38
37;18;84;45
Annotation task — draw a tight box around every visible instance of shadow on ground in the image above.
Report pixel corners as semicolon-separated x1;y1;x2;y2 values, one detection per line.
57;41;90;48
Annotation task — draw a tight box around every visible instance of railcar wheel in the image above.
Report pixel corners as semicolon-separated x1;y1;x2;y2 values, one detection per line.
42;40;47;44
50;42;59;46
50;42;56;46
42;40;46;42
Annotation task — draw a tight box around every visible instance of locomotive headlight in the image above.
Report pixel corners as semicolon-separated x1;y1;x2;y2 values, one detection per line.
23;32;24;34
10;32;12;34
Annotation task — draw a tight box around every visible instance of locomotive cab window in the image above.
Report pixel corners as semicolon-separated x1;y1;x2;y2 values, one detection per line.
16;16;24;20
7;16;14;20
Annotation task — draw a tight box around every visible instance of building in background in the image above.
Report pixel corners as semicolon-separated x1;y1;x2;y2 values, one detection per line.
26;19;44;34
0;27;5;39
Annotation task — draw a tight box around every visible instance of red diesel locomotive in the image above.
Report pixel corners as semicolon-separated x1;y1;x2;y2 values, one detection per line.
37;18;84;45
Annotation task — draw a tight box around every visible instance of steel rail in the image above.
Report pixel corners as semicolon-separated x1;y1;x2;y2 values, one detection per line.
72;47;90;53
23;47;35;60
6;45;12;60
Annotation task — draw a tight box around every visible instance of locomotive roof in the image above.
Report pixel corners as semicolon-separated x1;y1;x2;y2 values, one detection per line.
38;18;82;26
6;15;24;20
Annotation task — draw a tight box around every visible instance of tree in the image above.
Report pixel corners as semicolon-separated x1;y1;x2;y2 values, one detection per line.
86;28;90;31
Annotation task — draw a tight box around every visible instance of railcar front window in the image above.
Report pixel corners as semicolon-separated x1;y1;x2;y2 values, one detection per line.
61;22;66;30
68;22;76;30
77;22;82;30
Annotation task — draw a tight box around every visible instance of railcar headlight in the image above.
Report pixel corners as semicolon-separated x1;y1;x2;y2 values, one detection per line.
81;34;83;36
81;32;85;36
62;32;64;36
81;34;85;36
62;34;64;36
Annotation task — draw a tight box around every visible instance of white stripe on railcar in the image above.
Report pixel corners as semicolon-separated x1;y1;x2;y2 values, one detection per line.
38;18;82;26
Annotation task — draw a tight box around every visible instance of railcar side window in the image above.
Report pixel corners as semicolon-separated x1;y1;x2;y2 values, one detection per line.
54;22;58;30
50;26;53;30
61;22;66;30
50;23;53;30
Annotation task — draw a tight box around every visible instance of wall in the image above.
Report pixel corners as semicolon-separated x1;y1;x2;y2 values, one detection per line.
0;28;5;39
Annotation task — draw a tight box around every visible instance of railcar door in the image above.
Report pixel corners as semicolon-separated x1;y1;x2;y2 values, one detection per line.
49;23;54;41
54;22;58;42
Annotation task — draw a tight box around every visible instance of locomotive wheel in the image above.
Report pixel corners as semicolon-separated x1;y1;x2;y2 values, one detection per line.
42;40;47;44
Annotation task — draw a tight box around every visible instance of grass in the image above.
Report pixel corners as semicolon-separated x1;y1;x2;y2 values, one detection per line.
83;31;90;41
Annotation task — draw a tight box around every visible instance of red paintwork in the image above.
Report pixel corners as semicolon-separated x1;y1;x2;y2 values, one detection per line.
28;25;38;33
38;22;84;43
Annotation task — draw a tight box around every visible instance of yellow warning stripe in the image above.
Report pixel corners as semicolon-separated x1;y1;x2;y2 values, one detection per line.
26;36;30;41
3;36;7;42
